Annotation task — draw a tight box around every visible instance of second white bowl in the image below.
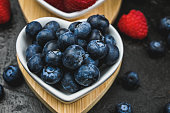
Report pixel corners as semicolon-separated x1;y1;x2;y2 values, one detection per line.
36;0;105;19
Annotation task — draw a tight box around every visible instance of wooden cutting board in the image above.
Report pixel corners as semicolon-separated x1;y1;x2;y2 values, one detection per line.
17;0;122;112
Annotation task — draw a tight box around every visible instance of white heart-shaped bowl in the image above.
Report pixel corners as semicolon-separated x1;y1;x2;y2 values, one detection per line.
16;17;123;103
36;0;105;19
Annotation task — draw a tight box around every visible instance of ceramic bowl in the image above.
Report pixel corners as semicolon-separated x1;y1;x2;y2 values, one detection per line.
36;0;105;19
16;17;123;103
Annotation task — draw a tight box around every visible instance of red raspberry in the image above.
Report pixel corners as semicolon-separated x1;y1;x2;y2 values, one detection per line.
64;0;97;12
44;0;66;12
0;0;11;24
118;10;148;40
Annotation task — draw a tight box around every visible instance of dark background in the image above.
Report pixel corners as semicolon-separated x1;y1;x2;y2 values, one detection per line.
0;0;170;113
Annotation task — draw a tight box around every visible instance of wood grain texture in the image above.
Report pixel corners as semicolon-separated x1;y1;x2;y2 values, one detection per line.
17;56;122;113
18;0;122;23
17;0;122;112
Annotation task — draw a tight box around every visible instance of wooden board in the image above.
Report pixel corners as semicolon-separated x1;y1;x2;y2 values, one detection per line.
17;0;122;112
17;56;122;113
18;0;122;23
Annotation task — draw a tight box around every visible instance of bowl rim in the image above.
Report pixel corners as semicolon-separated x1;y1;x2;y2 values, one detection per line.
16;17;124;103
36;0;105;19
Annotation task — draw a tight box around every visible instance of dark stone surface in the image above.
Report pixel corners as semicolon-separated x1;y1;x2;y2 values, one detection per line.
0;0;169;113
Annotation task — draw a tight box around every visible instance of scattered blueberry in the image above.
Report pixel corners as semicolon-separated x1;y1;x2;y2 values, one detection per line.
3;65;23;86
44;21;60;33
83;55;99;66
0;84;4;100
41;66;63;85
36;29;55;46
89;29;103;41
74;64;100;87
26;44;42;61
122;71;140;90
116;102;132;113
74;21;91;39
26;21;42;38
61;72;80;93
103;34;116;46
27;54;44;74
87;15;109;34
164;102;170;113
42;40;59;55
45;50;62;66
62;45;85;70
87;40;108;60
148;41;165;58
77;39;87;49
57;31;77;51
68;22;81;32
160;17;170;35
104;44;119;65
56;28;69;38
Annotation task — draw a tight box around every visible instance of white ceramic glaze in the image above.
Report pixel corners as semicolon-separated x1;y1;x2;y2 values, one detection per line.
36;0;105;19
16;17;123;103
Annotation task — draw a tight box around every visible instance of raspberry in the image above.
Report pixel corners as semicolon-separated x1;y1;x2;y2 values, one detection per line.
45;0;66;12
0;0;11;24
118;10;148;40
64;0;97;12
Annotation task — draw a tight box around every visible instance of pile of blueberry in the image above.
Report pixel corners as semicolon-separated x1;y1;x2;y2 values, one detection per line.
25;15;119;93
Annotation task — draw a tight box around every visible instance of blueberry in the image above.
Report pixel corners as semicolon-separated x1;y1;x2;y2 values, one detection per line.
26;44;42;61
3;65;23;86
57;31;77;51
74;21;91;39
41;66;62;84
56;28;69;39
103;34;116;46
0;84;4;100
83;54;99;66
160;17;170;35
148;41;165;58
164;102;170;113
26;21;42;38
74;64;100;87
89;29;103;41
87;40;108;60
44;21;60;33
104;44;119;65
42;40;59;55
62;45;85;70
68;22;81;32
61;72;80;93
45;50;62;66
77;39;87;49
27;54;44;74
116;102;132;113
36;29;55;46
122;71;140;90
167;34;170;47
87;15;109;34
